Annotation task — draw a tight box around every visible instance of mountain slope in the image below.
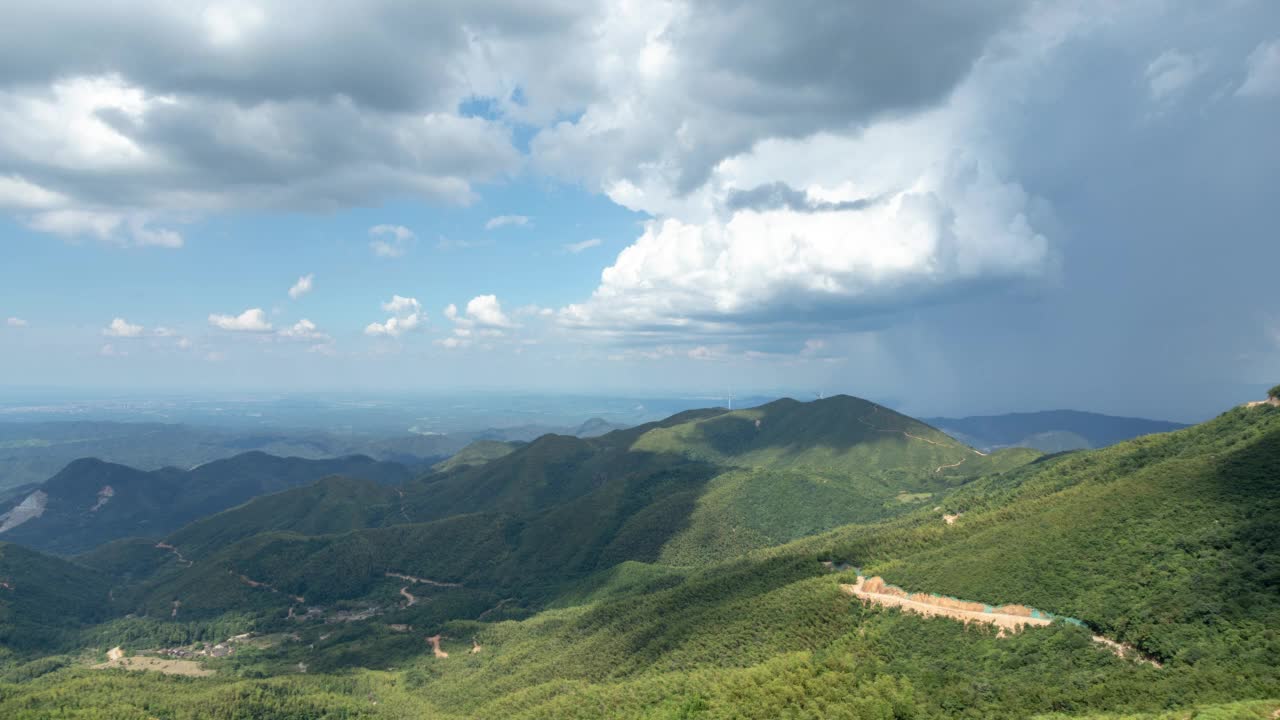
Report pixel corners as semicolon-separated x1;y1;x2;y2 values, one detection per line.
0;452;412;555
163;476;409;561
431;440;524;472
0;542;112;652
924;409;1188;452
836;403;1280;663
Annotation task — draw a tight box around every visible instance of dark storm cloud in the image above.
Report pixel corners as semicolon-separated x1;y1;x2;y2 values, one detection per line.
0;0;593;111
679;0;1022;116
872;1;1280;421
0;0;603;233
665;0;1027;190
531;0;1030;193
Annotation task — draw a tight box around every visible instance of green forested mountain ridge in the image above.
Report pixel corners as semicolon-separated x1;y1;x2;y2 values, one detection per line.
82;396;1032;621
0;452;412;555
2;399;1276;718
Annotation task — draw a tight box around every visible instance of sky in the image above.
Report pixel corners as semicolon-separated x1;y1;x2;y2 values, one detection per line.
0;0;1277;422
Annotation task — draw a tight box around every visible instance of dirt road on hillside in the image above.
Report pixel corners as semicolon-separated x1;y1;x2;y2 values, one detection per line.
842;576;1160;666
857;406;986;456
232;570;305;603
155;542;194;567
386;571;461;588
843;576;1050;632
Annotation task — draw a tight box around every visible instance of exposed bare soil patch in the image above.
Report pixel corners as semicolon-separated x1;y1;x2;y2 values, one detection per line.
90;485;114;512
843;576;1049;632
0;490;47;533
426;634;448;658
843;575;1161;666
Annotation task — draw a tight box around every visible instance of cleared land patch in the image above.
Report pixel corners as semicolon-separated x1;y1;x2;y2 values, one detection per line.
843;575;1160;665
93;654;214;677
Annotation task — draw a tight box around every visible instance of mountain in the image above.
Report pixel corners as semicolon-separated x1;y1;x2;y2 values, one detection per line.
0;418;637;492
923;409;1188;452
85;397;1038;623
0;421;431;492
4;397;1276;719
574;417;630;437
0;452;412;555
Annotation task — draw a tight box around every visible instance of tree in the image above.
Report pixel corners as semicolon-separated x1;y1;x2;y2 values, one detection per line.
1270;384;1280;400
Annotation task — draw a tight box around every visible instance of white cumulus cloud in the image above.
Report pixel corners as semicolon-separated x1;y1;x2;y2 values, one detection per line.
279;318;330;342
103;317;144;337
439;295;515;348
446;295;513;329
561;158;1051;336
5;317;28;328
365;295;424;338
288;273;314;299
465;295;513;328
208;308;273;332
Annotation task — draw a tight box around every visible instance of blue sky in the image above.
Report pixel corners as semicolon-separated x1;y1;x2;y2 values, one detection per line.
1;1;1278;421
2;181;639;330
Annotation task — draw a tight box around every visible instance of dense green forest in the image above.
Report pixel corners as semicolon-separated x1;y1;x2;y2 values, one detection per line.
0;397;1276;718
